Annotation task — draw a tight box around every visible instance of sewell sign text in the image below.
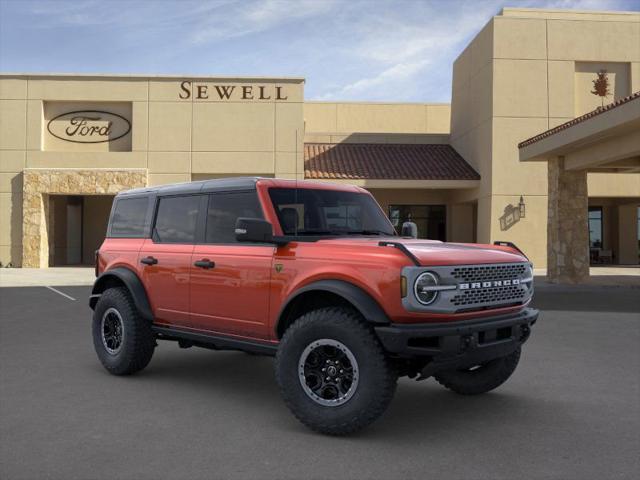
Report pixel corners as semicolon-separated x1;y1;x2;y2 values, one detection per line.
178;81;288;101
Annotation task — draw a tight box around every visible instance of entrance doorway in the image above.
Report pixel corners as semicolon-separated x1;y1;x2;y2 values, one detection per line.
50;195;114;266
388;205;446;240
588;198;640;265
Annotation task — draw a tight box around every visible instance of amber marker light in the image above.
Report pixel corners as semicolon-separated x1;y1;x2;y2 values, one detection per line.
401;276;408;298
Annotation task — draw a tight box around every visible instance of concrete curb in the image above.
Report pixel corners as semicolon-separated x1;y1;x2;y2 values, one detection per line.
0;267;95;288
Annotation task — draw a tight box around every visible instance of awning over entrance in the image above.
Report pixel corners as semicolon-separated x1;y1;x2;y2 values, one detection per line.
519;91;640;283
519;91;640;171
304;143;480;189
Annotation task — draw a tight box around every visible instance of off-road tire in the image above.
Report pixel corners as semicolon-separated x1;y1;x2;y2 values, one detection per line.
434;347;521;395
92;287;155;375
275;307;397;435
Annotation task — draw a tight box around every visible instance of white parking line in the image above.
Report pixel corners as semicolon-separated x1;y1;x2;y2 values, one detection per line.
45;286;76;301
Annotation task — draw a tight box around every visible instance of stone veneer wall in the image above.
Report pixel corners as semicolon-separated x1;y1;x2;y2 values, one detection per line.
547;158;589;283
22;169;147;268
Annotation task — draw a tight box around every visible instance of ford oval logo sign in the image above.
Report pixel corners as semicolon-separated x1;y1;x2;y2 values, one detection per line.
47;110;131;144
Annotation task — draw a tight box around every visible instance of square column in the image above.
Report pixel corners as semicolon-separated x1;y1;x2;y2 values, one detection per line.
547;157;589;283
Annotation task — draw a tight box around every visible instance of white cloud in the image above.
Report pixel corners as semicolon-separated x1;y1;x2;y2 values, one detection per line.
537;0;634;9
29;0;116;26
27;0;201;28
189;0;337;44
318;59;430;100
312;0;506;101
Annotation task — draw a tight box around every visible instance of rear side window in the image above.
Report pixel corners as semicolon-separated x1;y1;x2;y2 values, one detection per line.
109;197;149;237
154;195;200;244
205;191;263;244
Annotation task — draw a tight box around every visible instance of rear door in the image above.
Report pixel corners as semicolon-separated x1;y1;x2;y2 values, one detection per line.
138;194;203;327
189;190;274;340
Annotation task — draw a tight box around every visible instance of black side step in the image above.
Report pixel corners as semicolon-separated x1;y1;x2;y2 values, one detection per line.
152;325;278;356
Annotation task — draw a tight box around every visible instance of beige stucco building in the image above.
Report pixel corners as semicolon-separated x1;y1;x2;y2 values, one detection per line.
1;7;639;274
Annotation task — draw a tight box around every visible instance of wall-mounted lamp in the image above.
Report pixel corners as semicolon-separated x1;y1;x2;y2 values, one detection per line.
518;196;526;218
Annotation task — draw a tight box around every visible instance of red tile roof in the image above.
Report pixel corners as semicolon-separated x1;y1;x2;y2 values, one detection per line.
304;143;480;181
518;91;640;148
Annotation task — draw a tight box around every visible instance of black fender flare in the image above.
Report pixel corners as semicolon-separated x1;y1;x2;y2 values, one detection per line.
276;279;390;337
89;267;153;321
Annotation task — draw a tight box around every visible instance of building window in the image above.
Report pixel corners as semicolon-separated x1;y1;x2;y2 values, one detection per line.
588;207;603;248
389;205;446;241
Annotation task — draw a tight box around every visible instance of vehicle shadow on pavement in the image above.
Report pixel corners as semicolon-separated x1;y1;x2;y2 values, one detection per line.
116;348;285;404
374;382;545;440
115;346;560;439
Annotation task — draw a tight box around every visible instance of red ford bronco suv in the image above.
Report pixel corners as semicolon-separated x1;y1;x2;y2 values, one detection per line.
90;177;537;435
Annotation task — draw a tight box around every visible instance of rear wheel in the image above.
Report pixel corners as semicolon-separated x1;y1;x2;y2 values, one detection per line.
92;287;155;375
434;348;521;395
275;307;397;435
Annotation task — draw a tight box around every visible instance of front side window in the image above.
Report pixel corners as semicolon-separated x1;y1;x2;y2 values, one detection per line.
205;191;263;244
110;197;149;237
268;188;395;237
153;195;200;243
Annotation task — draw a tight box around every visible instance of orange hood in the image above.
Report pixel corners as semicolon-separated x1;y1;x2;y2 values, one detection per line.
315;237;527;266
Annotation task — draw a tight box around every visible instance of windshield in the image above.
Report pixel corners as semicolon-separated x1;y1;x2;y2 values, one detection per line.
268;188;396;237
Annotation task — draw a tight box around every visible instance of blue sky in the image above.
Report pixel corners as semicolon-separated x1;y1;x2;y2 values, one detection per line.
1;0;638;102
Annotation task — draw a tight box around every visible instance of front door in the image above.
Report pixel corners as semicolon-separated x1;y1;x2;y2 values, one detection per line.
189;191;273;340
138;194;202;327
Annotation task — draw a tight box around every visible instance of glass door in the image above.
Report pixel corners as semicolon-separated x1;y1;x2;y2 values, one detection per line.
588;207;603;248
388;205;446;240
588;206;604;264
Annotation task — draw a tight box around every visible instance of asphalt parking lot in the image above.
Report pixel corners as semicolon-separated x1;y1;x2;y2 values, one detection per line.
1;284;639;480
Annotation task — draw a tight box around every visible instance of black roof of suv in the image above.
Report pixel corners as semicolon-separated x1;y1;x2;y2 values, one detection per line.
118;177;262;197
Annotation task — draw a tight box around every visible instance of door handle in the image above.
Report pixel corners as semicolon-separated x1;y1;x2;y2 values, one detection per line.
194;259;215;269
140;256;158;266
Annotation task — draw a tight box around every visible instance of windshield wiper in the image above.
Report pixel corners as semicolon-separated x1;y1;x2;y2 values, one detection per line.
289;229;391;236
345;230;390;236
291;230;338;235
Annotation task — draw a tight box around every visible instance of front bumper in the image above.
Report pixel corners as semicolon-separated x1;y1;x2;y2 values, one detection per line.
375;307;538;376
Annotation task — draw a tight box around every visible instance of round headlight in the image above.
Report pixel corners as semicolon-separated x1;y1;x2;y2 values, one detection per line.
414;272;439;305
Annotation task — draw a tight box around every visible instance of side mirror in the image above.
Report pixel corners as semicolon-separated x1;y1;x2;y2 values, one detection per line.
235;217;275;243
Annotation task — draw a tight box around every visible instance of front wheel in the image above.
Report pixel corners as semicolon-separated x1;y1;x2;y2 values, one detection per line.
434;347;521;395
275;307;397;435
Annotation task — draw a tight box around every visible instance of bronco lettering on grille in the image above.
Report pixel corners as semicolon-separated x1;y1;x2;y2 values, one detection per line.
459;279;520;290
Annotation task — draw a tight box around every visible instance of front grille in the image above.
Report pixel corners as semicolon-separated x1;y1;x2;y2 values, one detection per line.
451;264;528;283
451;284;527;307
402;262;534;314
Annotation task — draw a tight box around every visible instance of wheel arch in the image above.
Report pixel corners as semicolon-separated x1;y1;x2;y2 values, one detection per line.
90;267;153;321
275;280;390;339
